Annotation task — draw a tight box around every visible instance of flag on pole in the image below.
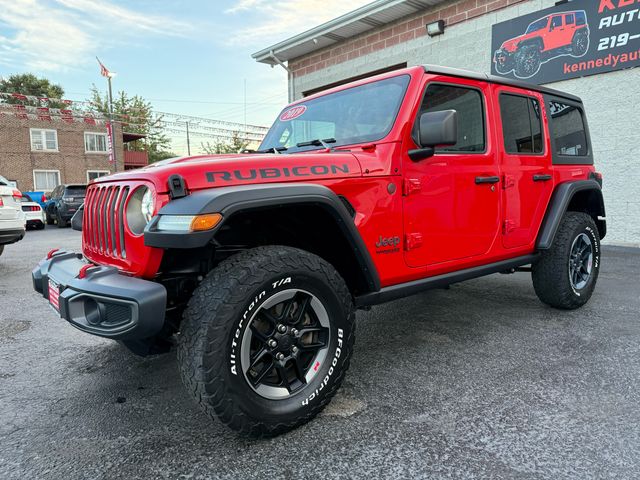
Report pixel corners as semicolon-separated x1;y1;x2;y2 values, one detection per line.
96;57;112;78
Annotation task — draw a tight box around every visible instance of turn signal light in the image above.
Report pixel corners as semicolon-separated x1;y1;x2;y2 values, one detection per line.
190;213;222;231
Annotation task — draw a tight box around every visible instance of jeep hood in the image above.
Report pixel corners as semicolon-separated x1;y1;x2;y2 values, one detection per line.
95;153;363;193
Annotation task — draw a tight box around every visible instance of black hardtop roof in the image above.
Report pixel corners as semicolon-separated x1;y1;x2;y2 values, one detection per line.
422;64;582;103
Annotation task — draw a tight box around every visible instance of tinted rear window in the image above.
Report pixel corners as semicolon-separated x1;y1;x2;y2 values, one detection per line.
548;100;588;156
65;187;86;197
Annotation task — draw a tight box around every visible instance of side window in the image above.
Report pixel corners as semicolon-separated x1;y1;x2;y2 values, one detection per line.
548;101;588;156
565;14;575;25
415;84;485;153
551;16;562;29
499;94;543;154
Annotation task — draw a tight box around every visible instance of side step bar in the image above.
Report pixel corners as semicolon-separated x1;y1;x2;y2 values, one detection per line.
355;254;539;307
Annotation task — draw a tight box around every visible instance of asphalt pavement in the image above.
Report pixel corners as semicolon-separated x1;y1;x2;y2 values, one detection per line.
1;226;639;479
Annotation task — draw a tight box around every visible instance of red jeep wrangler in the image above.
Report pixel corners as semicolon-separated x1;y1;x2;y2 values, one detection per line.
494;10;590;78
33;65;606;436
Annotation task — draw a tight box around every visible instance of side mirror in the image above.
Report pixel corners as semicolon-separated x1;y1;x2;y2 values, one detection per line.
71;205;84;231
409;110;458;161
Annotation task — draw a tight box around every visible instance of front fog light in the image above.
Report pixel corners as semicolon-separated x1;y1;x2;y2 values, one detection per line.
156;213;222;232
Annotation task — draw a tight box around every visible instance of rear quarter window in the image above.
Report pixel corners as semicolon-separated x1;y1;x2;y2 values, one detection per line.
545;96;593;164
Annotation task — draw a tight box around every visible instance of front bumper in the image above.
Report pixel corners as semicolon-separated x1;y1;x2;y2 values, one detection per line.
32;251;166;340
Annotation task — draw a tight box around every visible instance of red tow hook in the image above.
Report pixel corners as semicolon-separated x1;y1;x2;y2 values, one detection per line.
77;263;97;279
47;248;60;259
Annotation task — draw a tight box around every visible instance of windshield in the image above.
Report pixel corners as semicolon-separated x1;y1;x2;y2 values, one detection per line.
260;75;410;153
0;175;8;186
526;17;548;34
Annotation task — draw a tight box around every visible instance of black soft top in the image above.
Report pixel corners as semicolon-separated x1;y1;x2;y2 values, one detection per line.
422;65;581;103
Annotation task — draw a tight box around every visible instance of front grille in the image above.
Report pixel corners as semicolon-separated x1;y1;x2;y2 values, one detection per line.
83;184;129;259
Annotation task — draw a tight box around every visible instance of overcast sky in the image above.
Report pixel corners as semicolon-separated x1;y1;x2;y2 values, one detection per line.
0;0;371;152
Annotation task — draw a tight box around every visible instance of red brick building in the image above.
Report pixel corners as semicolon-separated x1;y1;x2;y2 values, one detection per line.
0;114;148;192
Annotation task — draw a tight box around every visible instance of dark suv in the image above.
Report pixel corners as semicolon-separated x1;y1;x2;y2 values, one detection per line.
45;184;87;228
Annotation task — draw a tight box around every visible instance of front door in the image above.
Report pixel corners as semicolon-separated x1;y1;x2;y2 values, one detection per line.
403;79;501;268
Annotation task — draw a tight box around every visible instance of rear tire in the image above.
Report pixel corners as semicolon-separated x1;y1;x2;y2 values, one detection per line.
46;213;54;225
571;31;589;57
56;212;67;228
0;245;4;257
532;212;601;309
36;222;45;230
177;246;355;437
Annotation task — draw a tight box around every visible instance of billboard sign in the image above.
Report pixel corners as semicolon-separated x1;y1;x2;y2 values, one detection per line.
491;0;640;84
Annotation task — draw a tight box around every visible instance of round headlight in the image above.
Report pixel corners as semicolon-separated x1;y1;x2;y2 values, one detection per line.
126;186;154;235
141;188;154;223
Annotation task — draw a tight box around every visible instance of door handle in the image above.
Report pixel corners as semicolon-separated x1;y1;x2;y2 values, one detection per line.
475;176;500;185
533;174;553;182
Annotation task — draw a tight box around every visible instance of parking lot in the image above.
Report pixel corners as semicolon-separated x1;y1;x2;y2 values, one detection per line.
0;226;639;479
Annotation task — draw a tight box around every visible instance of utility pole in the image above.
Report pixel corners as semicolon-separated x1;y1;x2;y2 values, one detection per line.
176;118;199;156
243;78;247;142
107;74;116;171
186;120;191;156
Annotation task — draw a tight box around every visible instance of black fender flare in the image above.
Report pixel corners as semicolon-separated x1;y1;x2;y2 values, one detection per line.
144;183;380;292
536;180;606;250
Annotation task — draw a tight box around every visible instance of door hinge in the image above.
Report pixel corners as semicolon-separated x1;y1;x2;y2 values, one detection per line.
403;178;421;196
503;220;516;234
405;232;423;250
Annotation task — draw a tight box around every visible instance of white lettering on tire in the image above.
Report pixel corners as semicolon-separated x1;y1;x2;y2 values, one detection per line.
229;277;292;375
302;328;343;406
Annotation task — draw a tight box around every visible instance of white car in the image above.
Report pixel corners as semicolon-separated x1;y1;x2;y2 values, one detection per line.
19;193;46;230
0;175;26;257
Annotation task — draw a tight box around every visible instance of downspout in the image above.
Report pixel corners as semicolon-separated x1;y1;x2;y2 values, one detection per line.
269;50;295;103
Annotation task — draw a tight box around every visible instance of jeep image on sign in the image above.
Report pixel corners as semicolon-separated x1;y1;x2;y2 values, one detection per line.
32;65;606;437
492;0;640;83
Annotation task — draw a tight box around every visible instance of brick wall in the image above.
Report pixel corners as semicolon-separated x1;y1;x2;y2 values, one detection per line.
0;115;124;191
289;0;527;79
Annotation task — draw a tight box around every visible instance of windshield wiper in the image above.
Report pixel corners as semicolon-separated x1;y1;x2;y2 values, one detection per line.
252;146;289;154
296;138;336;149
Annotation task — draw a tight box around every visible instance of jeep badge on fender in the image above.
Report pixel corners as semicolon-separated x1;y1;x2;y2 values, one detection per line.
32;65;605;437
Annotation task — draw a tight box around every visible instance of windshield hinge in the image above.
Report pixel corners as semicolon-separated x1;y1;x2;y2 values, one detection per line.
168;174;188;199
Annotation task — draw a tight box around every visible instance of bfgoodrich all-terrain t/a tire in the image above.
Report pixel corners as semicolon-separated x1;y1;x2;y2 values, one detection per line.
177;246;355;437
532;212;601;310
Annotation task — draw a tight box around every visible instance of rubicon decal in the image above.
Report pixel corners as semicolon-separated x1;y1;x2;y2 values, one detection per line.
279;105;307;121
206;164;350;183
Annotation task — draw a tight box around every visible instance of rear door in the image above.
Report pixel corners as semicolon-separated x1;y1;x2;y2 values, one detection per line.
495;86;554;249
403;78;501;268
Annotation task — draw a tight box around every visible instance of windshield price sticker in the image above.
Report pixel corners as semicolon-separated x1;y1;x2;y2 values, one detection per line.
279;105;307;122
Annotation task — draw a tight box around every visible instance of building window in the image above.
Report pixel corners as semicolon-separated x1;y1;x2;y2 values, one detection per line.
84;132;108;153
415;84;486;153
87;170;110;182
30;129;58;152
499;94;544;154
33;170;60;191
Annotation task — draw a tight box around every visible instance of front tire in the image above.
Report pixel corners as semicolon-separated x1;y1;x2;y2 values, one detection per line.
532;212;601;309
177;246;355;437
514;44;541;78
